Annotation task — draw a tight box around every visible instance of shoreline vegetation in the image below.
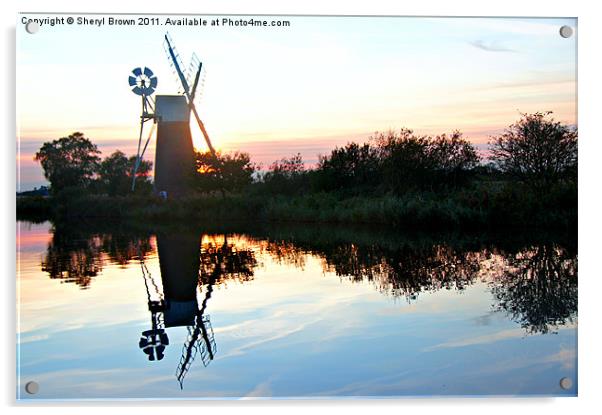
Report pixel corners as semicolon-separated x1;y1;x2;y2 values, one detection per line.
17;183;576;231
18;112;577;232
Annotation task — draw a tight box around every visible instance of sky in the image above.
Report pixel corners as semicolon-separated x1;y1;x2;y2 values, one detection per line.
16;15;577;190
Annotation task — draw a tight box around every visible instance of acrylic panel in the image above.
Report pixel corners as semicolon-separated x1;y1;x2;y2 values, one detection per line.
16;13;577;400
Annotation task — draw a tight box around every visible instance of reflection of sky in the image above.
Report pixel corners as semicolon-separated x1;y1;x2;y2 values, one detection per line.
17;222;577;399
16;15;576;189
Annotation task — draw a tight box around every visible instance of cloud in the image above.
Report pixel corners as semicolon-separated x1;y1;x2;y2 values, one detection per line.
215;317;321;360
424;328;526;351
469;40;516;53
242;378;275;398
542;346;576;370
424;324;576;352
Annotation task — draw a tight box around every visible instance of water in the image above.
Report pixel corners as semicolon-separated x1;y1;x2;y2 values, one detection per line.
16;220;577;399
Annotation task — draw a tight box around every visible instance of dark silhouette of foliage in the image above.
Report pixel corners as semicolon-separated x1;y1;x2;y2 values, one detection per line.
260;228;577;333
34;132;101;194
374;129;480;193
194;151;255;196
97;150;153;196
429;131;481;183
261;153;308;195
268;153;305;176
22;113;576;231
264;236;481;301
41;224;153;288
489;112;577;188
101;234;153;267
317;142;380;192
489;244;577;334
312;129;479;194
37;218;577;334
41;233;103;289
322;243;481;300
199;237;257;286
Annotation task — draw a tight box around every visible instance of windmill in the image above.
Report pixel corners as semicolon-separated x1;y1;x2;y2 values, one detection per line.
129;33;218;197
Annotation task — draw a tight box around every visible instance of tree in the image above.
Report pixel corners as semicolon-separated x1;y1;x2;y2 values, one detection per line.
262;153;307;194
489;112;577;187
219;151;255;193
317;143;380;192
373;129;479;193
266;153;305;177
34;132;101;193
194;151;255;196
428;131;480;185
97;150;153;196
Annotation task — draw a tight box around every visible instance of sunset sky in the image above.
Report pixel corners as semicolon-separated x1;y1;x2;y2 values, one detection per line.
17;15;576;190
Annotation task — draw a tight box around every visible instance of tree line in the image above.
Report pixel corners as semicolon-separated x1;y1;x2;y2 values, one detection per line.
195;111;577;197
34;132;153;196
33;112;577;198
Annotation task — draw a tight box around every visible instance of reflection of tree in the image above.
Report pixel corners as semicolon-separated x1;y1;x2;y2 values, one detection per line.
41;224;153;288
261;240;307;269
101;235;152;267
198;236;257;286
41;234;103;289
261;230;577;334
264;240;480;301
489;244;577;334
40;220;578;337
324;244;481;300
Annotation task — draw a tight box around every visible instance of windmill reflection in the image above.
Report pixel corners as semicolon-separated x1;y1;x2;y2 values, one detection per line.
138;232;256;389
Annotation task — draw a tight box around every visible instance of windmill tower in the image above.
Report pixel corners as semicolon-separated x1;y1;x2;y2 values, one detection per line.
129;33;218;197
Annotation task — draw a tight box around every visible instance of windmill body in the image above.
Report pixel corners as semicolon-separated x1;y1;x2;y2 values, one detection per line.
154;95;195;198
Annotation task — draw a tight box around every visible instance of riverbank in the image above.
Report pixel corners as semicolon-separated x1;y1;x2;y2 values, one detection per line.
17;181;577;231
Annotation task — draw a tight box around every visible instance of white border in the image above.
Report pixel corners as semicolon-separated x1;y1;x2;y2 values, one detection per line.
3;0;601;414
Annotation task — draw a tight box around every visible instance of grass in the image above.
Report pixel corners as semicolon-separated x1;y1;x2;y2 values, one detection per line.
16;180;577;232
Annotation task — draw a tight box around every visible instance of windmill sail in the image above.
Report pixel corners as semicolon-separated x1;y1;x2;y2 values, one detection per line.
163;33;218;158
175;313;216;389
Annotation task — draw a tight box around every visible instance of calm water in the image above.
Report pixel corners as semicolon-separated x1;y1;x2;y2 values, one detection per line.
16;221;577;399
